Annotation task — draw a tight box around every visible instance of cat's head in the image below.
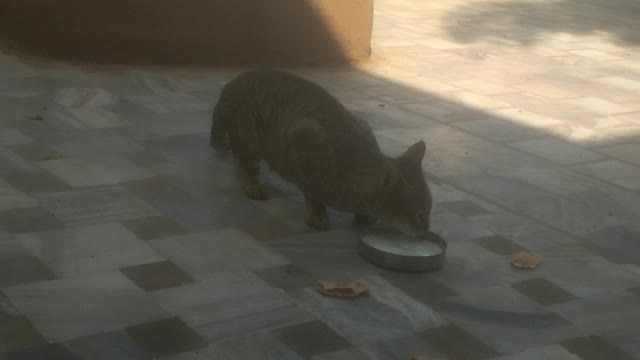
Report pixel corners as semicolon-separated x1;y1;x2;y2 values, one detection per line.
369;140;432;237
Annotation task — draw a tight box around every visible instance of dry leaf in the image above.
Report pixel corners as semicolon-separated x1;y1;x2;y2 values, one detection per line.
316;280;368;298
511;252;543;269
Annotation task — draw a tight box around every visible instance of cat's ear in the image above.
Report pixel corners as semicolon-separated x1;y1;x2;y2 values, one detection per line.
379;162;399;189
400;140;426;164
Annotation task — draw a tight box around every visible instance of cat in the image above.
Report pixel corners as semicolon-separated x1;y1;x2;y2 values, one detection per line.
210;69;432;236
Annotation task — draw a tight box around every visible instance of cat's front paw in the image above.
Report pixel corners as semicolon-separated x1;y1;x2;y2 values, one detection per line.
243;183;268;201
306;212;330;231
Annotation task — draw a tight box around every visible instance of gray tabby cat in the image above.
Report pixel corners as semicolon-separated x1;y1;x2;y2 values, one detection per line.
210;69;432;236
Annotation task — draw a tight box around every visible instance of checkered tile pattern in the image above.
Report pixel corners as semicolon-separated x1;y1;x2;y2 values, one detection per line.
2;0;640;358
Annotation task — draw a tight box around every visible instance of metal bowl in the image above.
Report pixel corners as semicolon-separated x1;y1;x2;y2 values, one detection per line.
358;225;447;273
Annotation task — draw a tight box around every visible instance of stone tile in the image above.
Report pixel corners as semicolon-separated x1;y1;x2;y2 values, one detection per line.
53;87;118;108
7;142;61;162
150;229;289;280
537;186;625;230
161;333;303;360
50;130;143;158
396;76;461;93
0;207;65;234
147;159;240;199
0;148;38;174
4;171;72;193
0;128;33;146
143;133;213;162
598;143;640;166
429;241;537;294
123;216;187;241
440;200;491;217
0;315;46;352
0;76;49;98
310;347;369;360
574;160;640;190
288;275;444;345
428;206;496;243
124;176;188;200
512;137;604;165
551;294;640;338
36;157;120;187
538;244;640;298
151;270;313;341
140;110;212;137
269;229;378;279
560;335;635;360
474;235;530;256
88;155;152;182
452;118;545;143
125;317;206;358
239;215;301;242
0;179;37;212
445;172;553;214
511;278;578;306
36;156;151;188
63;331;151;360
483;108;563;129
148;188;273;233
124;149;167;167
436;286;579;354
582;226;640;265
450;91;511;109
420;324;498;360
567;97;631;116
253;264;316;291
19;223;163;278
376;123;487;152
0;343;80;360
0;291;20;318
4;271;168;341
401;100;477;123
37;186;159;227
494;93;598;122
595;76;640;92
276;321;352;357
500;164;593;195
351;333;445;360
256;194;353;230
450;79;515;95
121;260;194;291
513;81;578;99
127;92;209;114
565;187;640;225
495;345;580;360
378;270;458;307
51;107;128;129
0;239;56;288
452;174;620;234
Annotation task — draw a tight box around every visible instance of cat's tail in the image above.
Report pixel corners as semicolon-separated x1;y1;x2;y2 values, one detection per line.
210;105;230;150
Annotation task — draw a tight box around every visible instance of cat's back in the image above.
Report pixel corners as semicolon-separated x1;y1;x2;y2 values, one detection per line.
220;69;379;159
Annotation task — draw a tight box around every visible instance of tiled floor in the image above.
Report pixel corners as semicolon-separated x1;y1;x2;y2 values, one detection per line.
1;0;640;359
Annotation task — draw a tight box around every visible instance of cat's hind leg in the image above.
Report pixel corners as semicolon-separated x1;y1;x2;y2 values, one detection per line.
304;194;329;230
234;157;268;201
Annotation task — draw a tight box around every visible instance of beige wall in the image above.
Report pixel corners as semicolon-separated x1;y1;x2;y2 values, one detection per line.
0;0;373;66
